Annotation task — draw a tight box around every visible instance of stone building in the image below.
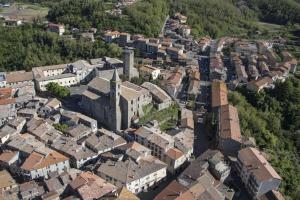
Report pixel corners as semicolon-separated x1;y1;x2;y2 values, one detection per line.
236;147;282;198
81;69;151;131
124;47;139;80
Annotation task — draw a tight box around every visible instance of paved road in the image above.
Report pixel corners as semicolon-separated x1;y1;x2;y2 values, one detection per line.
160;15;169;35
193;112;210;157
197;85;210;107
228;171;252;200
197;55;211;107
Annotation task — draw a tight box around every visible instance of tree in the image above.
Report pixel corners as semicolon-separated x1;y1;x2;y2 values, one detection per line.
228;77;300;198
46;82;70;98
53;123;69;134
0;25;122;71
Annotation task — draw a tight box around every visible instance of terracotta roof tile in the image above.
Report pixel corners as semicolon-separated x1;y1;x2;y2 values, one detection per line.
219;105;241;142
166;147;184;160
0;151;18;163
21;150;69;171
238;147;281;182
211;81;228;108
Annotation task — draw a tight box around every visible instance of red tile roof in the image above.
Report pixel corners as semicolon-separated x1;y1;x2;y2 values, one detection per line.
211;81;228;108
166;147;184;160
238;147;281;182
219;105;241;142
21;150;68;171
0;88;12;99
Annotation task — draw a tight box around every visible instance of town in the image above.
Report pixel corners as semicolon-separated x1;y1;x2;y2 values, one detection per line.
0;4;298;200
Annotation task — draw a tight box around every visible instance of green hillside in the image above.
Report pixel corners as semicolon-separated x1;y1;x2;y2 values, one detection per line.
0;24;122;71
244;0;300;25
229;78;300;200
47;0;169;37
13;0;300;38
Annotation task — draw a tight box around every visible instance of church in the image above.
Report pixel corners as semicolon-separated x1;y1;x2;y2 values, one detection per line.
81;69;152;131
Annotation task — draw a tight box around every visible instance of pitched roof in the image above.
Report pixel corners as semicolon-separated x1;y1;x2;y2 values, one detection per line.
0;170;16;189
0;151;18;163
66;124;90;138
88;77;111;95
46;98;61;109
140;65;159;73
219;104;241;142
211;81;228;108
110;187;140;200
118;141;151;155
166;147;184;160
0;88;13;98
251;77;273;88
154;180;194;200
122;81;149;95
121;84;143;101
167;71;182;86
86;77;145;101
70;171;117;200
52;136;97;160
181;108;194;129
85;128;126;152
141;82;171;103
238;147;281;182
6;71;33;83
97;157;166;183
0;98;16;105
21;149;69;171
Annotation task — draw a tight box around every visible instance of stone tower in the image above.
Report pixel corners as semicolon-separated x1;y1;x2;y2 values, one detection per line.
110;68;122;131
124;47;138;80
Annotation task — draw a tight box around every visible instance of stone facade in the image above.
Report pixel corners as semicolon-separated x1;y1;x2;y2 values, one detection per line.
81;69;151;131
124;47;139;79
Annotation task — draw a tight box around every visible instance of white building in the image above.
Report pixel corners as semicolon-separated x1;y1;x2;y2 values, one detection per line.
5;71;34;87
85;128;127;154
139;65;161;80
97;142;167;194
32;60;96;91
236;147;282;198
51;136;98;169
133;126;191;174
21;147;70;180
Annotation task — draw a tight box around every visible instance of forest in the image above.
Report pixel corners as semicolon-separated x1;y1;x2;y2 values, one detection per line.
0;0;299;199
244;0;300;25
47;0;169;37
0;24;122;71
229;77;300;200
44;0;300;38
4;0;299;39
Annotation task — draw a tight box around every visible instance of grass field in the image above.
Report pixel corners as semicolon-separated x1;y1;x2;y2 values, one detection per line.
138;104;180;131
0;3;49;21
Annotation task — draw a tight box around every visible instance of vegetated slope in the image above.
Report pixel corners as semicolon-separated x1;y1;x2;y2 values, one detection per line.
47;0;169;37
45;0;300;38
0;24;122;71
169;0;258;38
229;78;300;200
244;0;300;25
